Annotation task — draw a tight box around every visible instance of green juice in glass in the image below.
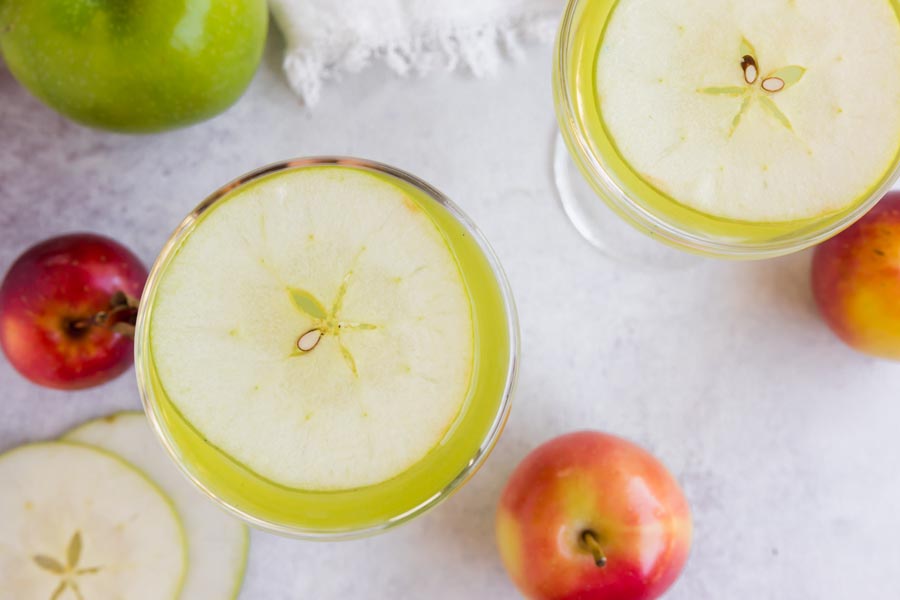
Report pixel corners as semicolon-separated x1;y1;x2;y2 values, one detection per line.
556;0;900;255
136;159;517;538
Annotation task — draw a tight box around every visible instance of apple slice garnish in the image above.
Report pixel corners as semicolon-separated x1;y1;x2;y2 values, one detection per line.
149;166;475;491
595;0;900;222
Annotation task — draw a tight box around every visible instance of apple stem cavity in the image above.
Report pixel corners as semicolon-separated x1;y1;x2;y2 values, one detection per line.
580;530;608;568
66;291;139;340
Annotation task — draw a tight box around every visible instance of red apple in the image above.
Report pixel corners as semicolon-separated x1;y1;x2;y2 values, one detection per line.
496;431;692;600
0;233;147;389
812;192;900;360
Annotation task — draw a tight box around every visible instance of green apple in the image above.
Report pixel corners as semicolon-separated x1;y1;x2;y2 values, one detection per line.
65;412;249;600
0;442;187;599
0;0;268;132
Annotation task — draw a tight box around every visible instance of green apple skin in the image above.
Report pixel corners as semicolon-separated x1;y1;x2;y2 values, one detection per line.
0;0;268;133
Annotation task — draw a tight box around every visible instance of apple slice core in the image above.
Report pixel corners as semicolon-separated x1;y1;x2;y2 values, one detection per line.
596;0;900;222
149;166;474;491
0;443;186;600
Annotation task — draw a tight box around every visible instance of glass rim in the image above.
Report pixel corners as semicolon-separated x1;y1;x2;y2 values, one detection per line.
554;0;900;259
135;156;520;540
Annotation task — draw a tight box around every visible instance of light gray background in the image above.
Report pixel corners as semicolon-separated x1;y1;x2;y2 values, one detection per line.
2;29;900;600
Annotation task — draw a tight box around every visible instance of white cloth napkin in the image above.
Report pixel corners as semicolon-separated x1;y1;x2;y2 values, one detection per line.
269;0;562;105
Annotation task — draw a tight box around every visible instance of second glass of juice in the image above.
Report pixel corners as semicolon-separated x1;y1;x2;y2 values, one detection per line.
555;0;900;259
136;157;518;538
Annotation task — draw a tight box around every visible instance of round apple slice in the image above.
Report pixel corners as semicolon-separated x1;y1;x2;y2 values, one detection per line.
0;442;186;599
595;0;900;222
64;412;249;600
150;166;474;491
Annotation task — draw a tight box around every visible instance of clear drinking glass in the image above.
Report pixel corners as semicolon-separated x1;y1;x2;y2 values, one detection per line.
135;157;519;539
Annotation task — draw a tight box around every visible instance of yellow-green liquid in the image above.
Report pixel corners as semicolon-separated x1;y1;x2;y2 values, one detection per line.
557;0;900;246
141;165;513;533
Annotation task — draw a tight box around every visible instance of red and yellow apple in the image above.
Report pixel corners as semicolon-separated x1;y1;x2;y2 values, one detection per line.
496;431;692;600
812;192;900;361
0;233;147;389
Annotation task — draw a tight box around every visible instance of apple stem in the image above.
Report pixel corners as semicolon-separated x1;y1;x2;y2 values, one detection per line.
581;530;607;568
68;291;139;340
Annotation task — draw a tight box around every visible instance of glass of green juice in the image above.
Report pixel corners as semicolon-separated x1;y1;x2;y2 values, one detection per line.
554;0;900;260
135;157;518;539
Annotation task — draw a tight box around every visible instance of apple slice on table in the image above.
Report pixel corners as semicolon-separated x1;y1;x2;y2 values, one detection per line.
64;412;249;600
0;443;186;599
149;167;474;491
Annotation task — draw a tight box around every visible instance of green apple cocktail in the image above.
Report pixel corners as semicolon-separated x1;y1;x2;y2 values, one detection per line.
555;0;900;258
136;158;518;538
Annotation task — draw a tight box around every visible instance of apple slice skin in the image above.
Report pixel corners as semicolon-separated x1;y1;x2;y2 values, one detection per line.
812;192;900;360
0;442;187;600
63;411;249;600
496;432;692;600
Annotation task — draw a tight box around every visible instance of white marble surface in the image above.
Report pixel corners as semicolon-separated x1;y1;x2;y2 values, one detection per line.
3;31;900;600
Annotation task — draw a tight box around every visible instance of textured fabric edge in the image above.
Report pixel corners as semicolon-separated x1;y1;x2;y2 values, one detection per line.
281;11;558;106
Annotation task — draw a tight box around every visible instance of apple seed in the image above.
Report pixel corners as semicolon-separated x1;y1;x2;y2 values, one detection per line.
761;77;786;92
297;329;324;352
741;55;758;84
